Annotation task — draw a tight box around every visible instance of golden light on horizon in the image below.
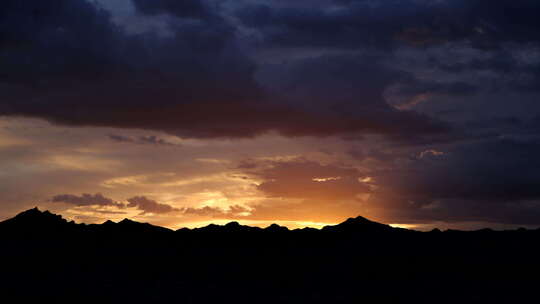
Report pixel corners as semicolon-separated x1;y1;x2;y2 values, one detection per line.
173;219;338;230
389;223;418;230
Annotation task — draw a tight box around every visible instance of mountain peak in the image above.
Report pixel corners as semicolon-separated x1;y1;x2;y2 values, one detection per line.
265;223;289;232
119;218;138;225
322;215;392;232
15;207;42;217
0;207;72;234
225;221;241;228
13;207;66;223
342;216;375;225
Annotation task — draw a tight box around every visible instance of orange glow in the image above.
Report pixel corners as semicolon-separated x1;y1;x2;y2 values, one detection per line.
173;219;338;230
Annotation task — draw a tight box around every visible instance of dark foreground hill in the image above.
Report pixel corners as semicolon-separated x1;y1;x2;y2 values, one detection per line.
1;208;539;303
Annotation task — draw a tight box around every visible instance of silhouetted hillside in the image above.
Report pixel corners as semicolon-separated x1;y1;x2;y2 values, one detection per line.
1;208;539;303
0;208;410;239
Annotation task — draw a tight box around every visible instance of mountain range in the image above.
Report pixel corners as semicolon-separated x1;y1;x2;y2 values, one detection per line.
0;207;404;235
1;208;539;303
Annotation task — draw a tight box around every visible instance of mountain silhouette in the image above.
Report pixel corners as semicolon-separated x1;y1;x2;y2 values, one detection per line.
2;207;70;226
0;207;76;237
0;208;539;303
0;208;404;235
265;223;289;233
100;217;173;234
321;215;394;233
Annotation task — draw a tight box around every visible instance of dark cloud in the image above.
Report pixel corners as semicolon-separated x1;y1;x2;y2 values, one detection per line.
127;196;179;214
385;80;478;111
139;135;175;146
108;134;178;146
433;49;518;74
108;134;135;143
131;0;210;19
235;1;441;49
347;148;401;163
0;0;262;138
396;81;478;99
237;0;540;50
236;140;540;225
3;0;540;228
377;138;540;203
0;0;452;141
426;48;540;94
363;137;540;225
52;193;124;208
258;54;451;138
1;0;540;142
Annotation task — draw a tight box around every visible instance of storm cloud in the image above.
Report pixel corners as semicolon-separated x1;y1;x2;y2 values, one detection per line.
237;0;540;50
0;0;452;140
52;193;124;208
2;0;540;228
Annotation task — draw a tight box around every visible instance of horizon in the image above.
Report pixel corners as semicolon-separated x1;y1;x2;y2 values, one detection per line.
6;207;537;232
2;0;540;231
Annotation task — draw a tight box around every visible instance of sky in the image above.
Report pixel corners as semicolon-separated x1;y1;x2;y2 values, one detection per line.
1;0;540;230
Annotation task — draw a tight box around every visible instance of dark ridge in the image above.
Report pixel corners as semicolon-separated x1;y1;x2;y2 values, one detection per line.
1;208;538;235
11;207;68;224
265;223;289;232
321;215;394;233
119;218;137;224
93;217;173;235
102;219;116;225
1;208;539;303
0;207;75;234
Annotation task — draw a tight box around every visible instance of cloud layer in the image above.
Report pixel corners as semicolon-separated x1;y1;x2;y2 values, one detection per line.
2;0;540;228
0;0;453;140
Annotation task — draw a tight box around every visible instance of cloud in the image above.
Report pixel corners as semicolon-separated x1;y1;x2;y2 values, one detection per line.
243;158;370;200
387;81;478;110
131;0;211;19
233;138;540;226
108;134;136;143
361;137;540;225
108;134;178;146
237;0;540;50
1;0;540;142
4;0;540;229
257;54;451;139
0;0;453;142
378;138;540;203
52;193;124;208
182;205;250;217
127;196;179;214
0;0;262;138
